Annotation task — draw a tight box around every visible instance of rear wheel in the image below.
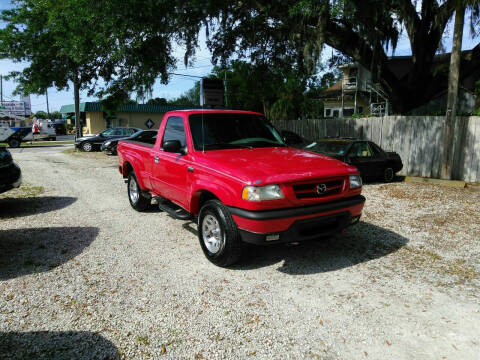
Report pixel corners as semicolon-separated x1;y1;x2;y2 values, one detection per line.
383;167;394;182
8;138;20;148
127;172;150;211
82;142;93;152
198;200;243;267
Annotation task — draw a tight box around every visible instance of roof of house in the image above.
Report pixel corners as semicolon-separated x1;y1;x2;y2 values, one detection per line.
319;81;343;97
59;102;202;114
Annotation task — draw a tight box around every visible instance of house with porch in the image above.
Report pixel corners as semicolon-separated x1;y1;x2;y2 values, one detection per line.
320;52;479;118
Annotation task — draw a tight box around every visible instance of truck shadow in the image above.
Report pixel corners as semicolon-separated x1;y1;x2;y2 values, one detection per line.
0;331;120;360
233;221;408;274
0;227;99;281
0;196;77;218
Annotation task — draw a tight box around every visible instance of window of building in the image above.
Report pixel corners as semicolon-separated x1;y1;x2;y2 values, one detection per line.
325;108;332;117
343;108;354;117
163;116;186;148
332;109;340;118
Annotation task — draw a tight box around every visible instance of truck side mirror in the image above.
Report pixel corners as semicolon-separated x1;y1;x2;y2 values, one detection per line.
163;140;183;154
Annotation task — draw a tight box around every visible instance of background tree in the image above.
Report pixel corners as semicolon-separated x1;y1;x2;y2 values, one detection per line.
146;98;168;106
209;60;325;119
191;0;479;114
442;0;479;179
50;111;63;120
0;0;188;136
169;82;201;107
34;111;48;120
0;0;123;137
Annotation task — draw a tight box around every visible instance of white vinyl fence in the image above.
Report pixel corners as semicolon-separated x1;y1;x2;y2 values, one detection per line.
273;116;480;183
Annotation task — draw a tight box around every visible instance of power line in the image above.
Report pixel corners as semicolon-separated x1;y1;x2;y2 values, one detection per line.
169;73;203;79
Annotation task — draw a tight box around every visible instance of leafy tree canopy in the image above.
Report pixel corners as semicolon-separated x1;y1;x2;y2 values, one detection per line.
188;0;480;113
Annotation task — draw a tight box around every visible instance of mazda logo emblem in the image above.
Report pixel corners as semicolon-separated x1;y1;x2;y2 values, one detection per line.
316;184;327;194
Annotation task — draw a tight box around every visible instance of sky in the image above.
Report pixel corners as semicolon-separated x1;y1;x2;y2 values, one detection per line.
0;0;478;114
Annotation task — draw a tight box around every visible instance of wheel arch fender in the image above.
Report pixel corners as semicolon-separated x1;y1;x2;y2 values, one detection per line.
190;184;236;216
123;160;148;190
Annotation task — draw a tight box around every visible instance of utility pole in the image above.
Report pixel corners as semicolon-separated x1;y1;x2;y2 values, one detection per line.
0;75;3;104
46;88;50;118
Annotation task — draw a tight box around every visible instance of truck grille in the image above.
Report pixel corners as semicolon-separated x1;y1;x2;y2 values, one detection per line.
292;179;344;199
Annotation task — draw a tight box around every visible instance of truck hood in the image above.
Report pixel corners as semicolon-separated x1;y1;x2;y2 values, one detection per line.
194;147;357;184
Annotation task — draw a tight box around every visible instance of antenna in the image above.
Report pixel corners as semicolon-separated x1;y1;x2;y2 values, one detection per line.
200;78;205;153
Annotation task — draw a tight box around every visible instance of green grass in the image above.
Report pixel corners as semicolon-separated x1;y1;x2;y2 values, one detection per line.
0;184;44;199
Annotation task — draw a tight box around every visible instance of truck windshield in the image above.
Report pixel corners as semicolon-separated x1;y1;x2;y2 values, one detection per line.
189;113;285;151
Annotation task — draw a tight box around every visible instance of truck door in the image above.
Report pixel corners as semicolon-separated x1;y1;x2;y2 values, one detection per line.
151;116;189;208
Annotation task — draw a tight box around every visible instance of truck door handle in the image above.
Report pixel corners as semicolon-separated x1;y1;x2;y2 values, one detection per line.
187;166;194;173
154;156;159;164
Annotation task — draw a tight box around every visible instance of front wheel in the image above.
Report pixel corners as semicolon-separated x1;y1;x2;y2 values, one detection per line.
127;172;150;211
8;138;21;148
81;142;93;152
383;167;394;182
198;200;243;267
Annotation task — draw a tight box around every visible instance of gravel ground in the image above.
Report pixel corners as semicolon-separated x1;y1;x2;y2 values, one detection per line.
1;145;479;360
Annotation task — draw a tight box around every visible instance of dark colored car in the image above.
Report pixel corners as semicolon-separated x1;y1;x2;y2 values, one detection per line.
0;146;22;194
306;138;403;182
75;127;141;152
101;130;157;155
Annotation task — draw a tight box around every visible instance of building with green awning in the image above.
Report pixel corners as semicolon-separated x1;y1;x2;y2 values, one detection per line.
60;102;199;135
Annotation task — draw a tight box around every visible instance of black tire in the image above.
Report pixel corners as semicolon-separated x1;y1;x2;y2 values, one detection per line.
8;138;21;148
198;200;243;267
127;172;150;211
383;167;394;182
112;145;118;155
81;141;93;152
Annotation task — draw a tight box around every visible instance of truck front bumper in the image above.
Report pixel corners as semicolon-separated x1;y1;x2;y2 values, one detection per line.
228;195;365;245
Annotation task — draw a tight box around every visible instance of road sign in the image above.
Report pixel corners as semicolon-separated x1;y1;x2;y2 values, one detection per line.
0;101;31;116
200;78;224;107
145;118;155;129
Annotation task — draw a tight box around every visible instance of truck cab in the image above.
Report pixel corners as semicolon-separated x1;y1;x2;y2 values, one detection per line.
117;110;365;266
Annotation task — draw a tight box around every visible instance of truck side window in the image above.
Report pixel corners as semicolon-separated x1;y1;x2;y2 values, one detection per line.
163;116;186;148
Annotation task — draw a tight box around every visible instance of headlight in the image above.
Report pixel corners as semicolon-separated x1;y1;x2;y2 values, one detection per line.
349;175;362;189
242;185;284;201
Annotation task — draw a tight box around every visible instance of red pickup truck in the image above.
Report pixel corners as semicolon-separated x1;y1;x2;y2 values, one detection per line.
117;110;365;266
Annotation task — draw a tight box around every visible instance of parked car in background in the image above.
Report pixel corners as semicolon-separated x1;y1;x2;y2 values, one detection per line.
281;132;402;182
101;130;157;155
307;138;403;182
75;127;141;152
0;146;22;194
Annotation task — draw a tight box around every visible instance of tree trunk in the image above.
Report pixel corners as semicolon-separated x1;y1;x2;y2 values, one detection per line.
73;73;82;139
441;2;465;180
